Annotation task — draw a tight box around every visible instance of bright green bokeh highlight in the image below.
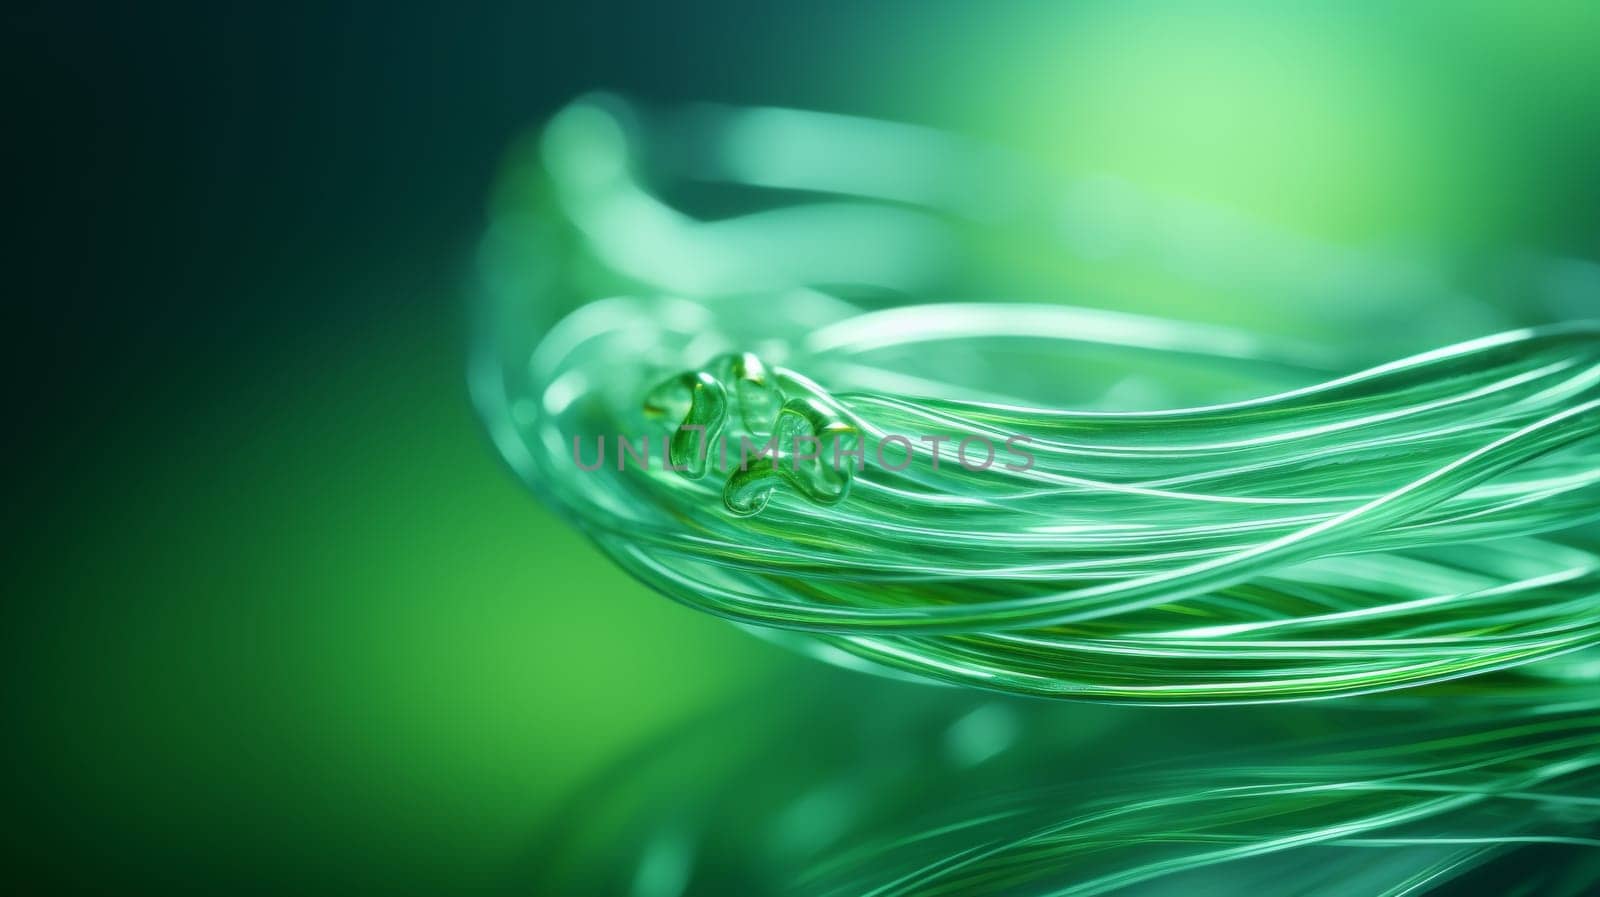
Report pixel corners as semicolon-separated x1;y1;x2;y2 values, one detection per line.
13;308;787;891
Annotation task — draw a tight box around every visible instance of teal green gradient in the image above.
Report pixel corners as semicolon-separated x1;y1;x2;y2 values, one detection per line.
9;304;789;891
7;2;1600;894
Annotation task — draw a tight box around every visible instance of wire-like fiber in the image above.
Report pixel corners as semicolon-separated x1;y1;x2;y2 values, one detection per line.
473;96;1600;704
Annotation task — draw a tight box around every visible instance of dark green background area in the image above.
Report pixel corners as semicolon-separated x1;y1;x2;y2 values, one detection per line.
5;2;1599;893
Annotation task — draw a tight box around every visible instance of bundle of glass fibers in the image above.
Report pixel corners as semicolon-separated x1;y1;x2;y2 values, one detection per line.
474;96;1600;704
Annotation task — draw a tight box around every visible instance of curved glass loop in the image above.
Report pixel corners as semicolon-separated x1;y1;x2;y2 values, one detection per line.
472;95;1600;705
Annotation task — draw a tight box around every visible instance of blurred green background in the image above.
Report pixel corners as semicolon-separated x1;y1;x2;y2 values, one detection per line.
6;1;1598;892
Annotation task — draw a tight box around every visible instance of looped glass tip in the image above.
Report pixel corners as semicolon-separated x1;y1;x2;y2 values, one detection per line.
647;353;859;516
724;395;858;516
643;370;728;479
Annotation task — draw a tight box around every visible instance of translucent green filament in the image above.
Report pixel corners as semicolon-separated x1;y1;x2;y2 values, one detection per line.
518;313;1600;703
472;96;1600;704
